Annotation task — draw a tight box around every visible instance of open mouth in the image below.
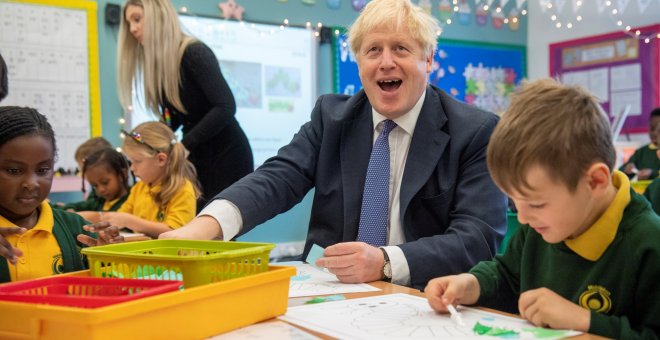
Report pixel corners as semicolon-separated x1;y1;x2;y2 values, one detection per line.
378;79;402;92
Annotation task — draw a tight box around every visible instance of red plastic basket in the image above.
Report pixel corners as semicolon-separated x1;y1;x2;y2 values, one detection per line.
0;276;182;308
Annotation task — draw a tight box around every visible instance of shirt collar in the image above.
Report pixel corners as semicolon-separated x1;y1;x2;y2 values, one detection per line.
371;89;426;136
0;201;54;233
564;170;630;261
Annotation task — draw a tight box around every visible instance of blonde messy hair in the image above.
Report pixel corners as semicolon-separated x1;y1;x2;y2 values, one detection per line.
122;121;201;208
487;78;615;194
117;0;196;115
348;0;439;58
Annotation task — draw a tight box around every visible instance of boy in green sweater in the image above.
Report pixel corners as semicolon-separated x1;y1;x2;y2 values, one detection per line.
620;107;660;180
425;79;660;339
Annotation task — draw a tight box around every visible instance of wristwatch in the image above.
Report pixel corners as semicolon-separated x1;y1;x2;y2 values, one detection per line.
380;247;392;282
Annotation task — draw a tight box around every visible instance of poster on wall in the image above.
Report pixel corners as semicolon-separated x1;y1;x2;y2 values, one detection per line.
549;24;660;134
333;32;526;115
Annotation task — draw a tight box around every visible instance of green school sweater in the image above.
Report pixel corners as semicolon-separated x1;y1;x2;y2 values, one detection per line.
470;190;660;339
643;178;660;216
59;190;128;212
0;209;94;283
619;144;660;179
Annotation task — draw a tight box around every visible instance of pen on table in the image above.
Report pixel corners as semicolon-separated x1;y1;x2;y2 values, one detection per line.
447;303;466;327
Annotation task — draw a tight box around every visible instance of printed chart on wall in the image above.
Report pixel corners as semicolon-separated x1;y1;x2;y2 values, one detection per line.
131;16;317;167
281;294;581;339
333;32;526;115
550;24;660;134
0;0;101;171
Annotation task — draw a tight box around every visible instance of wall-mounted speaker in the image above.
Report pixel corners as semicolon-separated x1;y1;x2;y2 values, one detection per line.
105;3;121;26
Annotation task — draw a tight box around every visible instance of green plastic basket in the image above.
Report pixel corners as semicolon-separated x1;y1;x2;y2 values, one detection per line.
81;240;275;288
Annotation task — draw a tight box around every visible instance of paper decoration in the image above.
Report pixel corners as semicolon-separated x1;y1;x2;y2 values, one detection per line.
501;0;511;8
218;0;244;20
508;7;520;30
492;8;505;29
486;0;496;6
554;0;566;12
636;0;652;12
418;0;432;14
572;0;581;13
516;0;526;8
326;0;340;9
476;4;489;25
438;0;453;22
595;0;608;13
352;0;366;11
458;0;472;25
616;0;630;12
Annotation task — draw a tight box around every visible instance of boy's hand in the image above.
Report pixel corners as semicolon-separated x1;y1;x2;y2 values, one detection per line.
77;222;124;247
0;227;26;264
623;163;638;175
315;242;383;283
519;287;590;331
425;273;481;313
637;168;653;180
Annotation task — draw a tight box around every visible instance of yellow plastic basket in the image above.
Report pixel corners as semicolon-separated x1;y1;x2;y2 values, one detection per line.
81;240;275;288
0;266;295;339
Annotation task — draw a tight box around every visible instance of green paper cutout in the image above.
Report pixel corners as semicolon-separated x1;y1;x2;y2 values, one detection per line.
473;322;519;337
522;327;570;338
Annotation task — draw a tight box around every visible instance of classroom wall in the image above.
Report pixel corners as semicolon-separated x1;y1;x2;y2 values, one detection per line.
96;0;527;146
527;2;659;150
527;1;659;80
92;0;527;246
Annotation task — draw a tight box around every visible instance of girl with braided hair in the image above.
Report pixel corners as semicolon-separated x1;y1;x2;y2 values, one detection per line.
0;106;123;283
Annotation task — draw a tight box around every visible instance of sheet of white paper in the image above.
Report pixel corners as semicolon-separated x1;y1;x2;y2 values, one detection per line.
610;63;641;92
278;261;380;298
280;294;582;340
208;321;319;340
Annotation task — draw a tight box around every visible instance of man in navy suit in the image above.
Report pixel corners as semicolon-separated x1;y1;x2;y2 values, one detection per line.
161;0;507;290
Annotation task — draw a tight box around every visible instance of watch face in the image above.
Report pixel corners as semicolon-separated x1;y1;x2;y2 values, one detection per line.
384;262;392;278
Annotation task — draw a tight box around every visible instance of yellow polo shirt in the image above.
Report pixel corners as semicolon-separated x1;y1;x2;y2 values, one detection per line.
0;202;64;281
118;180;196;229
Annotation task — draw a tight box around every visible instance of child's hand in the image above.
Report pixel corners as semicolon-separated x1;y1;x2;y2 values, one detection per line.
0;227;27;264
77;222;124;247
425;273;480;313
623;163;638;175
519;287;590;332
99;212;135;230
637;168;653;180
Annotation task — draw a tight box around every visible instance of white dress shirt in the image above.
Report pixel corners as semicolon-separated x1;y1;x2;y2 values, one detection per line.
200;91;426;286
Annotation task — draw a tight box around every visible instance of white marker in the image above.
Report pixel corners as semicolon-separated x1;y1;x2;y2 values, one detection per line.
447;304;466;327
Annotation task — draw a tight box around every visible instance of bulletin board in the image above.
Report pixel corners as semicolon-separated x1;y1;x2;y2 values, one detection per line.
549;24;660;134
0;0;102;170
332;30;526;115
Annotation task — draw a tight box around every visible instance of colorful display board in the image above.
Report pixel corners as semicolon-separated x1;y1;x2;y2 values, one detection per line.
550;24;660;134
333;32;526;115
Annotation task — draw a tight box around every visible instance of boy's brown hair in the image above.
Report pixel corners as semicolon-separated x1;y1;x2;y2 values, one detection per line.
487;78;615;194
74;137;112;164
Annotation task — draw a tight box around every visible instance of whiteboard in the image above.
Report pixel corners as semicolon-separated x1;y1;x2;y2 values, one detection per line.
131;16;318;167
0;0;100;171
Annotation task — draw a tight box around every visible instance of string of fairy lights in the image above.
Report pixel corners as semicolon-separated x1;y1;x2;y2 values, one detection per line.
539;0;660;43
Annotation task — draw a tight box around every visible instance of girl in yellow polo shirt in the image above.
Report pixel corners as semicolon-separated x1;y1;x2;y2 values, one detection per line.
0;106;123;283
97;122;200;238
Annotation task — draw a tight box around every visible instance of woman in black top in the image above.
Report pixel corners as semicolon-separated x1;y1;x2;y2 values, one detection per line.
117;0;253;209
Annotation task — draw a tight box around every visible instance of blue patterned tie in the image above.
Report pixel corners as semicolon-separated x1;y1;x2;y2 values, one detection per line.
357;119;397;247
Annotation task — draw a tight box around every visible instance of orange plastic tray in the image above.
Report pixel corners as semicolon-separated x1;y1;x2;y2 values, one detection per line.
0;266;295;339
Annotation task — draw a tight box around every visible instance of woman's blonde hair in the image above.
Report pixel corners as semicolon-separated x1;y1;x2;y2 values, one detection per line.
122;121;201;208
348;0;439;58
117;0;196;115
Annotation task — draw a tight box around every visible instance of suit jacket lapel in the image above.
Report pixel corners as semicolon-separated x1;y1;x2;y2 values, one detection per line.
400;87;449;220
341;101;373;241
